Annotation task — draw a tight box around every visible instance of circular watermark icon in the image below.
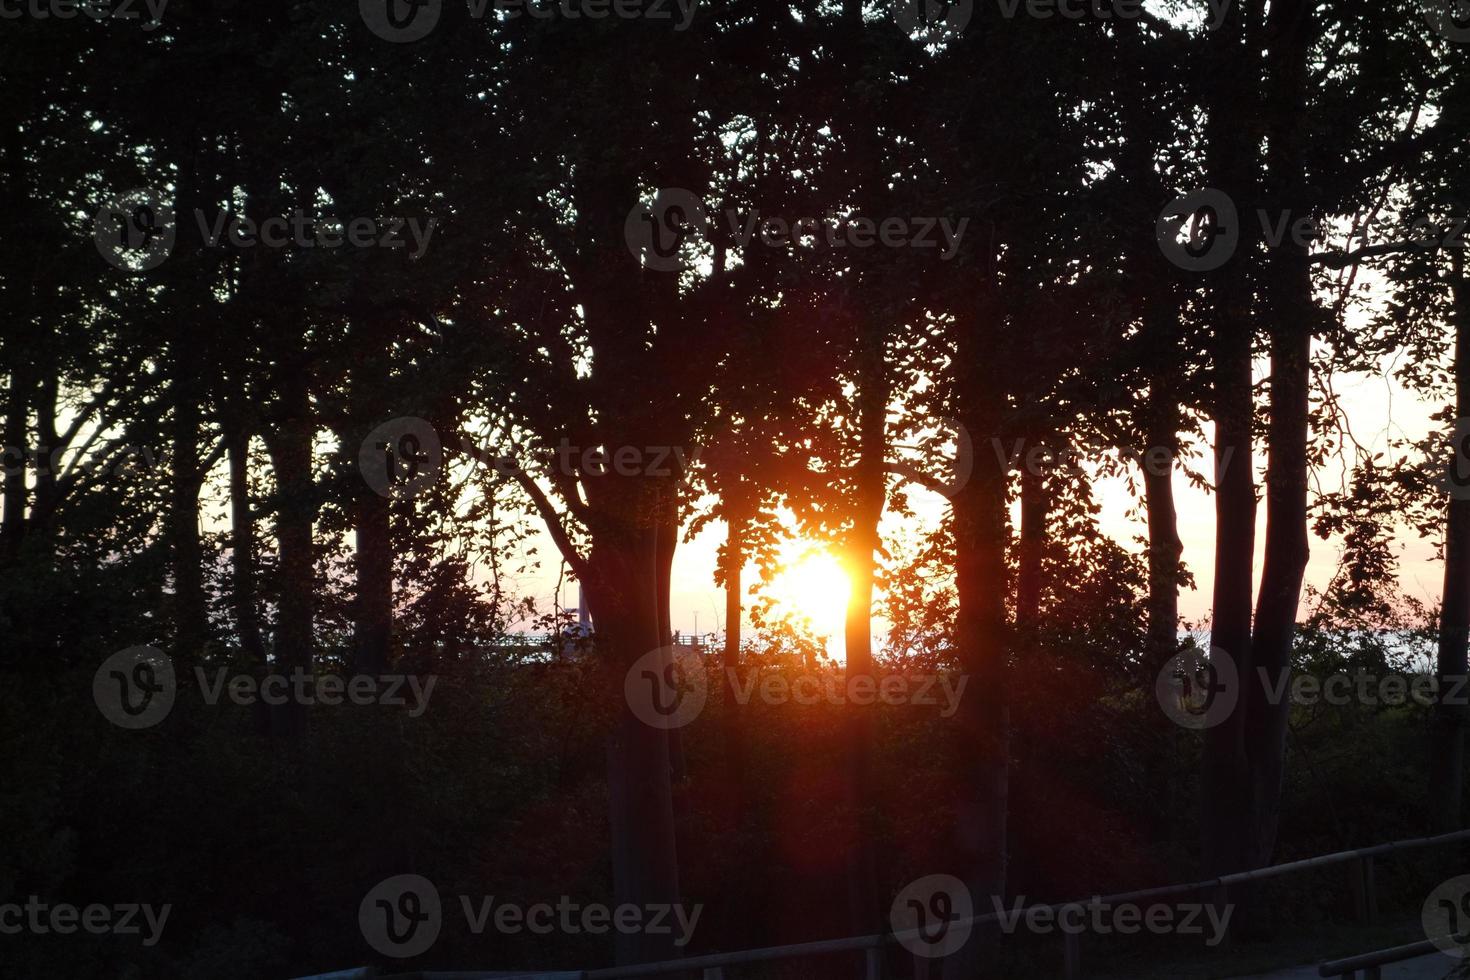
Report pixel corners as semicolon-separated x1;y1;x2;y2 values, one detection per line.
1443;417;1470;501
361;0;442;42
94;188;175;272
1424;0;1470;41
625;645;709;729
1155;645;1239;730
360;874;443;958
891;874;973;959
1157;188;1239;271
93;645;176;730
1423;874;1470;956
889;0;973;41
360;417;443;499
624;188;708;272
936;418;974;498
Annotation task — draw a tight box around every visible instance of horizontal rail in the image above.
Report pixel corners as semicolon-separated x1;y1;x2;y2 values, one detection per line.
1318;938;1442;976
585;827;1470;979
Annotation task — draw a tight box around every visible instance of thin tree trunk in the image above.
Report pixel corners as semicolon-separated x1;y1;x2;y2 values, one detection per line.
1016;467;1046;631
1144;381;1184;667
266;366;315;737
1243;0;1315;868
227;425;265;666
32;375;59;550
1;370;29;564
720;507;748;798
1433;248;1470;830
838;331;887;942
169;342;208;662
348;329;394;676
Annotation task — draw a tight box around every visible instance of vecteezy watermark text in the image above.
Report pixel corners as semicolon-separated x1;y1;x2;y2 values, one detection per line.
992;896;1233;946
624;646;967;729
1158;187;1469;272
358;416;701;500
0;898;170;947
0;0;167;28
1155;647;1469;731
1;444;163;478
625;188;968;272
883;0;1231;43
94;188;436;271
359;875;702;958
360;0;698;43
92;646;436;729
989;436;1226;479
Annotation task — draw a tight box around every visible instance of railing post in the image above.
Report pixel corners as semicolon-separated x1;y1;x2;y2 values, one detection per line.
1350;855;1377;924
864;944;883;980
1063;930;1081;980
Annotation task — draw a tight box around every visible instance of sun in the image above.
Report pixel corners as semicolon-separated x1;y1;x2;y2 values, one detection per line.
769;545;853;626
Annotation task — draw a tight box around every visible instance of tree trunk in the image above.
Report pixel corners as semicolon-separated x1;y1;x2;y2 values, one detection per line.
720;508;748;804
168;342;208;662
227;425;266;666
584;504;683;967
1;369;29;564
943;299;1010;980
1243;0;1315;868
266;366;315;737
841;523;882;935
1143;384;1183;669
352;489;393;676
1433;248;1470;830
1199;0;1261;877
1016;467;1046;631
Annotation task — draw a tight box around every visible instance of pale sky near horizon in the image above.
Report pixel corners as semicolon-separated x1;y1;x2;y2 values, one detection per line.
500;277;1452;661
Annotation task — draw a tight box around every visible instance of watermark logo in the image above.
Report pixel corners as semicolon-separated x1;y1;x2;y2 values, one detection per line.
93;645;176;730
728;669;968;717
891;874;973;958
625;188;969;271
1157;657;1467;729
1156;188;1238;272
362;0;698;41
1155;646;1239;731
361;0;442;41
95;648;438;729
1424;0;1470;42
885;0;1227;42
95;188;434;270
1423;875;1470;956
359;876;702;957
992;896;1232;946
361;417;443;499
625;188;709;272
1159;189;1469;271
0;0;168;29
0;898;171;946
94;188;175;272
937;418;974;497
625;646;709;729
893;418;974;498
360;874;442;958
1446;417;1470;501
888;0;973;41
193;209;436;258
3;444;163;479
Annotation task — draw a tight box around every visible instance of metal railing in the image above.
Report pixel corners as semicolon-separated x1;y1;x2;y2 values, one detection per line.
301;827;1470;980
581;827;1470;980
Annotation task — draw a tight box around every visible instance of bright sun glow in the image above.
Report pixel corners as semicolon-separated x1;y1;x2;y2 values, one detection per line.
768;545;853;627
